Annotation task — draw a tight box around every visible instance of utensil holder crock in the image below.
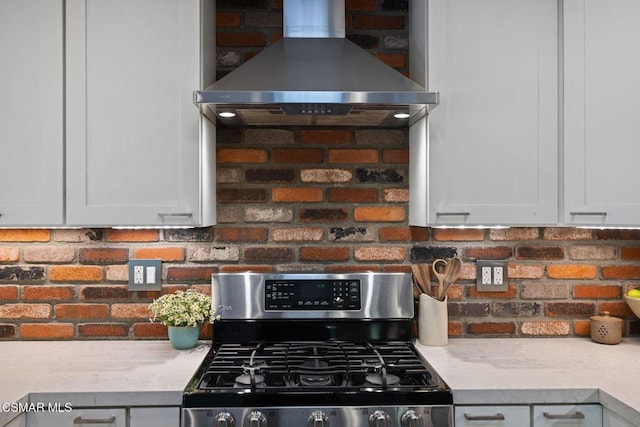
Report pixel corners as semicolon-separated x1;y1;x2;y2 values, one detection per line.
418;294;448;346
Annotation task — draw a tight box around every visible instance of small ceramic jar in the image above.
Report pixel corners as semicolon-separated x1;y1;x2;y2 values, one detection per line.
590;311;623;345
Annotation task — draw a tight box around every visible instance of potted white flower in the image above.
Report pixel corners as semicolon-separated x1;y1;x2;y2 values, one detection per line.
148;289;219;349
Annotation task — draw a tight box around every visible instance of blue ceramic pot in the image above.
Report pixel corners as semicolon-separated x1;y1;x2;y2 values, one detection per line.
167;325;200;350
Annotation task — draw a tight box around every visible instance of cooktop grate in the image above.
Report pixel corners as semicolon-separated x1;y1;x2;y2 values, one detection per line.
198;341;437;393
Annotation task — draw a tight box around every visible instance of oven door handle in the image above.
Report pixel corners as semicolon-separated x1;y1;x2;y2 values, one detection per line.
464;412;505;421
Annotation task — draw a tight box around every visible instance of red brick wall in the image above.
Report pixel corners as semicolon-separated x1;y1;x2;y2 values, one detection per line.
0;1;639;340
2;222;640;339
215;127;411;271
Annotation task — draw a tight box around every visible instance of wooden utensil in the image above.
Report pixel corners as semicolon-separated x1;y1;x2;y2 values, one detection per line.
418;263;431;296
411;264;426;296
432;259;447;300
411;264;430;296
440;256;462;300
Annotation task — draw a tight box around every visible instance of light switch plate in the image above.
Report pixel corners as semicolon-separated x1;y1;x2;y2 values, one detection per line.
128;259;162;291
476;260;509;292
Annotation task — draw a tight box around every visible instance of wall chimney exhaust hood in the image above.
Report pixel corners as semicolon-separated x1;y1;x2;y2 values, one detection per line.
195;0;438;127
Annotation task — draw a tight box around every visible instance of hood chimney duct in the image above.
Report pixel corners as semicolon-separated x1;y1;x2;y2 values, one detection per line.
284;0;345;38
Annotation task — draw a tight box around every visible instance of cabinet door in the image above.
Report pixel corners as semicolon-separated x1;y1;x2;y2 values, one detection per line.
0;0;64;226
533;405;602;427
65;0;214;227
455;405;530;427
129;407;180;427
422;0;558;226
563;0;640;226
28;408;126;427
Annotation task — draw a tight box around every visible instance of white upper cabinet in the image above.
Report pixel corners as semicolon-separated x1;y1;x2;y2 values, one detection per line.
0;0;64;226
563;0;640;226
412;0;559;227
0;0;215;227
65;0;215;227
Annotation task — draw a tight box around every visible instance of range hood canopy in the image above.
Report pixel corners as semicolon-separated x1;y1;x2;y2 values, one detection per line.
195;0;438;127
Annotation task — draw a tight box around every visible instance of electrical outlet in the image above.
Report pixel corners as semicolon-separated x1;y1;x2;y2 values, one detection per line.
134;266;144;284
494;266;504;285
481;267;492;285
129;259;162;291
476;260;508;292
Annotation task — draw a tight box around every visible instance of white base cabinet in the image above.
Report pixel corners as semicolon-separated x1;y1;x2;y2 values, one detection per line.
27;409;126;427
533;405;602;427
603;408;636;427
25;407;179;427
455;405;530;426
3;414;25;427
456;404;604;427
129;407;180;427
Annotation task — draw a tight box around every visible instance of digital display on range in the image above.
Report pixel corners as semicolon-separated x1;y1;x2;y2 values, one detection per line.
298;282;326;299
265;279;360;310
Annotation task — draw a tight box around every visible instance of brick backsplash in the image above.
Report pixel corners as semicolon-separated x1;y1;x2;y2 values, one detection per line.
1;1;640;340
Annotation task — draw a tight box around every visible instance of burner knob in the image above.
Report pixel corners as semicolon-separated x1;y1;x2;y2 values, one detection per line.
213;412;236;427
244;411;267;427
368;410;392;427
307;410;329;427
401;410;425;427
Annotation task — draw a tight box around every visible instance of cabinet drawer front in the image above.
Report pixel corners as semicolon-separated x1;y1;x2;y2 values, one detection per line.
533;404;602;427
28;408;126;427
455;405;530;427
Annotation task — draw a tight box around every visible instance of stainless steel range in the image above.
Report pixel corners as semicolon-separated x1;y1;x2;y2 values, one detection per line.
182;272;453;427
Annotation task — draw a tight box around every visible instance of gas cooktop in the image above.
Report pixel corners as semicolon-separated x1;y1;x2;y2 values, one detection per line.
184;339;451;409
198;340;437;392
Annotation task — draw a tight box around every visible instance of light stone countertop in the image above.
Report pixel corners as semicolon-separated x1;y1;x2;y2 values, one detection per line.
1;338;639;426
414;337;640;426
0;340;208;426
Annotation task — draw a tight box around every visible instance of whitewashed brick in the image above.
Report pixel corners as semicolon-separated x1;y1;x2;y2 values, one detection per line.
301;169;352;183
272;228;324;241
244;207;293;223
24;246;75;263
188;247;240;262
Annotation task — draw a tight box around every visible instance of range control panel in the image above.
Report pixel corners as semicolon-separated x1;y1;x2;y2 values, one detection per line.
265;279;361;310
